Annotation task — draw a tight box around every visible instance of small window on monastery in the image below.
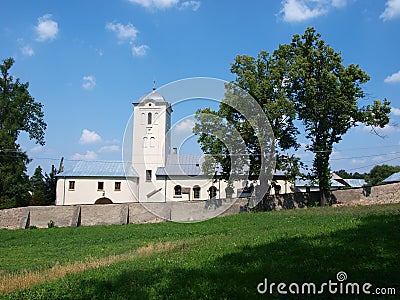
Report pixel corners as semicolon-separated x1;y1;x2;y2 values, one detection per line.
69;181;75;190
146;170;152;181
193;186;200;199
148;112;152;125
98;182;104;191
174;185;182;196
115;182;121;191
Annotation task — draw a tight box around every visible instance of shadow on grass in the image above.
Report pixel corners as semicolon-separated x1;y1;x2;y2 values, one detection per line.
8;213;400;299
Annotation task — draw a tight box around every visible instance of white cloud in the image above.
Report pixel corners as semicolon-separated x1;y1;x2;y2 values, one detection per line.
279;0;349;22
132;44;149;56
106;22;148;57
361;123;399;134
179;1;201;11
98;145;120;153
21;45;34;56
331;0;347;8
128;0;179;10
384;70;400;83
128;0;200;11
72;151;98;160
95;48;104;56
280;0;328;22
105;22;138;42
391;107;400;116
82;75;96;90
380;0;400;21
351;158;366;165
372;155;385;162
35;14;58;42
30;146;43;153
174;119;195;134
79;129;102;144
372;152;398;162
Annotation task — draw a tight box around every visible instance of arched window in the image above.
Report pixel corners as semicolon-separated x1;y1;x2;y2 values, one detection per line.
174;185;182;196
150;137;155;148
148;112;152;125
193;186;200;199
143;137;148;148
209;186;217;199
154;112;158;124
141;113;145;124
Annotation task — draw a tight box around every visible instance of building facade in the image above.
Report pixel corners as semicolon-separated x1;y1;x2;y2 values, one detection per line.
56;90;289;205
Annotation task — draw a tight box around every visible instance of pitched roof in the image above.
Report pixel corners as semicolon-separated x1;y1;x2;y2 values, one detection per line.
156;154;204;176
383;171;400;183
57;161;138;178
156;154;287;178
342;178;366;187
295;178;346;188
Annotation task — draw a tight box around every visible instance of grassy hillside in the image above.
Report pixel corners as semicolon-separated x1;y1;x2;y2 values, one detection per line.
1;204;399;299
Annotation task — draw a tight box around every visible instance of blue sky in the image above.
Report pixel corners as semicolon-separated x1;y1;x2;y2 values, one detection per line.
1;0;400;175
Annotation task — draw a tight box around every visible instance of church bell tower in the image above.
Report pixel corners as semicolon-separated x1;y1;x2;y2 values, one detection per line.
131;89;172;200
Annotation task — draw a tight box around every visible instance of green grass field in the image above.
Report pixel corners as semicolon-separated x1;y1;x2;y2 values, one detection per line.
0;204;399;299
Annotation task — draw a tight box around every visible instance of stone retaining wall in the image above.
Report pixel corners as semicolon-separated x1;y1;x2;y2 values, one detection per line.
0;198;249;229
0;207;29;229
259;182;400;211
0;182;398;229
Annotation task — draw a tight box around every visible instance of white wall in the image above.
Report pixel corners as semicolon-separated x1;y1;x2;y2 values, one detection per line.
56;177;138;205
140;177;292;202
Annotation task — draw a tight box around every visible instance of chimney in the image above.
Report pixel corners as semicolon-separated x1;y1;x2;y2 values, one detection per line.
172;147;177;154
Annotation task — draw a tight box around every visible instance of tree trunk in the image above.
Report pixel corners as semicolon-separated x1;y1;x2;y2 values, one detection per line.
320;187;328;207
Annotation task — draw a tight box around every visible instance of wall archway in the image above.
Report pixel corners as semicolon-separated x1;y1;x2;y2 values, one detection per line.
94;197;113;204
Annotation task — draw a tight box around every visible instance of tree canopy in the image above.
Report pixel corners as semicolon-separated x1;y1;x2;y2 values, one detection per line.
365;164;400;186
274;27;390;205
0;58;47;209
194;27;391;206
30;165;57;206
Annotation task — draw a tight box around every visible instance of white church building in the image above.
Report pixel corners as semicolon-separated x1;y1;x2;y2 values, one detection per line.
56;90;290;205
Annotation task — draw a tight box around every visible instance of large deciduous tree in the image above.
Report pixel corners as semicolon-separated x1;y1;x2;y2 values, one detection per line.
194;51;301;198
274;27;390;205
0;58;46;209
194;27;391;206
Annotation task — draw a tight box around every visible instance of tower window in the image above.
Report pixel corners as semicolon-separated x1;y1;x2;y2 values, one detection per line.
141;113;145;124
146;170;152;181
148;112;152;125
